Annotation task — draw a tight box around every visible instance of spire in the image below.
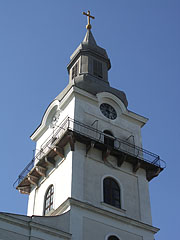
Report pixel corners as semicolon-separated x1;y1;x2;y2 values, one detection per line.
66;11;128;108
82;10;97;47
83;29;97;46
69;28;109;65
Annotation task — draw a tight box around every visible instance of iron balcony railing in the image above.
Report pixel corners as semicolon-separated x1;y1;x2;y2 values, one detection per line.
14;117;166;187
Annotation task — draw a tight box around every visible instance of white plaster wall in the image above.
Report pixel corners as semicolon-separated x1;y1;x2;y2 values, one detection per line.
28;96;76;215
28;87;151;226
27;146;73;216
35;96;75;153
71;90;152;224
137;169;152;225
69;205;155;240
73;91;142;148
84;149;140;220
27;186;36;215
71;142;85;201
36;127;53;151
70;141;152;224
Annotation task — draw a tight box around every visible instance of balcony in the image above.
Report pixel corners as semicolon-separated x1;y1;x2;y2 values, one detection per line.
14;117;166;194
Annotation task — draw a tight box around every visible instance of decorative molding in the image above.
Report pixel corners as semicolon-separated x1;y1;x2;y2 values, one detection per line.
31;99;60;141
65;198;159;234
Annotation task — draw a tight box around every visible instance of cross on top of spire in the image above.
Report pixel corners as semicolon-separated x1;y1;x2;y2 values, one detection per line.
82;10;95;30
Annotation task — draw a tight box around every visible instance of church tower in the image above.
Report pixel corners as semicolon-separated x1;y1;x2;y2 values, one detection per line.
14;11;165;240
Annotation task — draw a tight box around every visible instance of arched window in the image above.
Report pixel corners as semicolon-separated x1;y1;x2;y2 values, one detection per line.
103;177;121;208
104;130;114;148
108;236;119;240
44;185;54;215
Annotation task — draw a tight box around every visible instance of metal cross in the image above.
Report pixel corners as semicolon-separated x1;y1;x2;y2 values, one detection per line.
82;10;95;30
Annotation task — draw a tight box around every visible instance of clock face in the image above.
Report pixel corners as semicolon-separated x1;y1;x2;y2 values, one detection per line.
50;110;60;128
100;103;117;120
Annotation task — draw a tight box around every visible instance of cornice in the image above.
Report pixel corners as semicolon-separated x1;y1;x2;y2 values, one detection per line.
57;198;159;234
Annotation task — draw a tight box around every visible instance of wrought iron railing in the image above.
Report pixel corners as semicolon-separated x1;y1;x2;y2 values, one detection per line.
68;118;165;166
14;117;166;187
13;117;69;187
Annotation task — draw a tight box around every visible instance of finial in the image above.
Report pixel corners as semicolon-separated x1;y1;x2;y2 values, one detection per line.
82;10;95;30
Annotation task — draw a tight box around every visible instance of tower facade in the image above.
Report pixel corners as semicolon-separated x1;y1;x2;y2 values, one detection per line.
13;15;165;240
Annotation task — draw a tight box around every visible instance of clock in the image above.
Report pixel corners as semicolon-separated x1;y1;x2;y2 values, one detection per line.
100;103;117;120
50;110;60;128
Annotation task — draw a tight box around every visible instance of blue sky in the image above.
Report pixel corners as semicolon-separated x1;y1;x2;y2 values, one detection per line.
0;1;179;239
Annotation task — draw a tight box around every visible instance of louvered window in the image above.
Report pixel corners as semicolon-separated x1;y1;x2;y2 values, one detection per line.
93;60;102;78
72;62;79;79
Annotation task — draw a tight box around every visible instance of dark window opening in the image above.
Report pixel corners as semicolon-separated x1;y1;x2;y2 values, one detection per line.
108;236;120;240
103;177;121;209
72;62;79;79
104;130;114;148
44;185;54;215
93;60;102;78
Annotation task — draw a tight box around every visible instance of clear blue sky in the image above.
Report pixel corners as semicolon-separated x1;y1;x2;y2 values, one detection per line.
0;1;179;239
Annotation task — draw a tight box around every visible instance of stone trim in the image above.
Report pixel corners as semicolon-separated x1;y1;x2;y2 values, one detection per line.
58;198;159;234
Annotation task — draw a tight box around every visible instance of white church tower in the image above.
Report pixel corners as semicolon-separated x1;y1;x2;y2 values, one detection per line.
12;11;165;240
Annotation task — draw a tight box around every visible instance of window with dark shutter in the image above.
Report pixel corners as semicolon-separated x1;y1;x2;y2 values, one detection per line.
103;177;121;209
93;60;102;78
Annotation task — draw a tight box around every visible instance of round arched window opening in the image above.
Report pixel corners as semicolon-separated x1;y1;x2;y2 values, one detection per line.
108;236;120;240
103;177;121;209
44;185;54;215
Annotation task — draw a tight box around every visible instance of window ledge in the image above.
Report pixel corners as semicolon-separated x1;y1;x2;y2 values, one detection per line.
101;202;126;215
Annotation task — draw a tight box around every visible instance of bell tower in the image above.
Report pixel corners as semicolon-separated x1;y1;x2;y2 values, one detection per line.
14;11;165;240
